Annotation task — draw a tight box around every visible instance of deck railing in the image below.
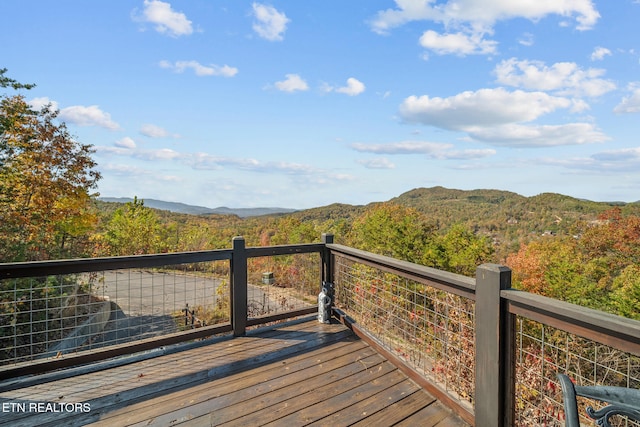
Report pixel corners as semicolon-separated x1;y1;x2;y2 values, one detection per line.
324;235;640;426
0;237;323;377
1;234;639;426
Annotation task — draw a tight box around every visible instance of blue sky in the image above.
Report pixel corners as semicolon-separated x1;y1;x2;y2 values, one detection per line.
2;1;640;208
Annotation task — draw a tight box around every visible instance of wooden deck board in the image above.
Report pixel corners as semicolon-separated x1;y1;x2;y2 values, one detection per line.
0;317;469;427
98;343;377;426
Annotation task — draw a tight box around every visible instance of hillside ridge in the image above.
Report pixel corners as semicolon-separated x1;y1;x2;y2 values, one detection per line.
98;197;297;217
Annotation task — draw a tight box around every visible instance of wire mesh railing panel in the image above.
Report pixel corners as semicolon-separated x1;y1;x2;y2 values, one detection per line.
1;274;105;363
0;261;230;365
333;254;476;409
514;316;640;427
246;253;318;319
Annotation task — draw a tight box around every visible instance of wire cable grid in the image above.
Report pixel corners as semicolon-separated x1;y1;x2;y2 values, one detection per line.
514;316;640;427
0;261;230;365
246;253;318;319
333;254;476;409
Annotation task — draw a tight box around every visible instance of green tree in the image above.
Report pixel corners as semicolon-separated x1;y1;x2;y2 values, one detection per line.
0;70;100;261
348;203;437;263
427;224;495;276
611;265;640;320
269;217;319;245
101;197;162;255
0;68;35;91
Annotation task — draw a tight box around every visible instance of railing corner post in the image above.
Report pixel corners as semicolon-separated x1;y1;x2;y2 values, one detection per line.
231;236;247;336
321;233;334;285
475;263;514;427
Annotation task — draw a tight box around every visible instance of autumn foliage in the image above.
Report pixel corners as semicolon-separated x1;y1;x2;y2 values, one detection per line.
1;70;100;261
507;208;640;319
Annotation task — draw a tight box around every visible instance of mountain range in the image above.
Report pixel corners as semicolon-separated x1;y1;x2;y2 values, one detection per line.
98;197;297;217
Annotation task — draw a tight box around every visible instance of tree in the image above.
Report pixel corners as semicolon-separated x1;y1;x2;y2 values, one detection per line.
348;203;437;264
427;224;495;276
0;68;35;91
0;70;101;261
610;265;640;320
101;197;162;255
506;209;640;316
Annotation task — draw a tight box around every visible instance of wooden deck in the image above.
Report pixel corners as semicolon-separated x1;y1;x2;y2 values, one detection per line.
0;317;468;426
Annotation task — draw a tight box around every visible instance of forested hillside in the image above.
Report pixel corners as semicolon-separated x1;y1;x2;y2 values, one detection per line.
85;187;640;319
87;186;640;263
89;187;636;261
391;187;640;258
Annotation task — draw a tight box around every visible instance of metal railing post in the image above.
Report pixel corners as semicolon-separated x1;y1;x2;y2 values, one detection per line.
321;233;335;320
231;236;248;336
475;263;515;427
321;233;334;285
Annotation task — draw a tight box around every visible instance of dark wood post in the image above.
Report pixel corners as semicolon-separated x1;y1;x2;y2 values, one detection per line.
231;236;248;336
321;233;334;285
475;263;515;426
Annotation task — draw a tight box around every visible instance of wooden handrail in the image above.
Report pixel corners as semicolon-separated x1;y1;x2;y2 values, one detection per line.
326;243;476;300
503;289;640;356
0;250;232;278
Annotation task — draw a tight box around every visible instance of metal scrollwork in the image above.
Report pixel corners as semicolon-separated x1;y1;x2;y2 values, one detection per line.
557;373;640;427
585;405;640;427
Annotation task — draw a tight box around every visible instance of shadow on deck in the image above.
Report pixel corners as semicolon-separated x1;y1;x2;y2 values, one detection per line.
0;317;467;427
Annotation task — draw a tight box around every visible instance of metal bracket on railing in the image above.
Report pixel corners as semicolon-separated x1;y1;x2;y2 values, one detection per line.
318;282;334;324
184;303;206;328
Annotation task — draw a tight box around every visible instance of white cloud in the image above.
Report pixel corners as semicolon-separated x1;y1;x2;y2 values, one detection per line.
252;3;289;41
518;32;534;46
592;147;640;161
439;148;498;159
467;123;609;147
352;141;453;154
137;0;193;37
371;0;600;34
569;99;590;113
371;0;599;59
539;147;640;173
323;78;366;96
494;58;616;97
398;88;610;147
370;1;441;35
399;88;571;130
351;141;496;159
158;175;184;183
159;60;238;77
95;146;133;156
59;105;120;130
98;143;183;161
102;144;354;185
337;78;366;96
273;74;309;92
357;158;396;169
28;97;59;112
101;163;150;176
188;152;354;184
136;148;182;161
419;30;497;56
590;46;612;61
140;124;169;138
614;83;640;113
115;137;137;149
28;98;121;130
